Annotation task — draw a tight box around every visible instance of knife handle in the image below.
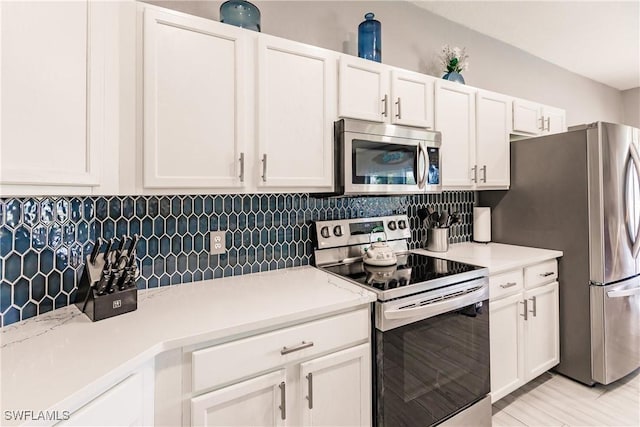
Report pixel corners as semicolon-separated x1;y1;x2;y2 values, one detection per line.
89;237;103;264
103;239;114;263
127;234;139;257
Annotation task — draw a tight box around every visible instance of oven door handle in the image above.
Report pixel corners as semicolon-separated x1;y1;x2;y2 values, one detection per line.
384;286;488;321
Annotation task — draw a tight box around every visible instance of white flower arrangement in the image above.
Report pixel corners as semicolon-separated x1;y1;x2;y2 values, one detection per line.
440;45;469;73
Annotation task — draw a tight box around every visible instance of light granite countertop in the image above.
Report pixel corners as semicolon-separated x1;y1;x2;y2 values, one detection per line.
413;242;563;274
0;266;376;422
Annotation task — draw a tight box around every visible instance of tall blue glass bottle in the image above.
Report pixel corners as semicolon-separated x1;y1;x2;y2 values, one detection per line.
358;13;381;62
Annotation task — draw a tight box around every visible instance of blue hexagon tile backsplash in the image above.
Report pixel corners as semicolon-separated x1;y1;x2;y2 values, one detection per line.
0;192;475;327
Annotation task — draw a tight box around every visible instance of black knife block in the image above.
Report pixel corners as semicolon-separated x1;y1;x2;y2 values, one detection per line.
75;255;138;322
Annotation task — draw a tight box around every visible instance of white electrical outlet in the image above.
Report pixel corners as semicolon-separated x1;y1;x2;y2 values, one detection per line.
209;231;226;255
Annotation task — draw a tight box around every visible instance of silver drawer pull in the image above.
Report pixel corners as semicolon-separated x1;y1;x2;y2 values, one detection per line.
520;299;528;321
281;341;314;355
500;282;518;289
539;271;555;277
306;372;313;409
529;296;537;317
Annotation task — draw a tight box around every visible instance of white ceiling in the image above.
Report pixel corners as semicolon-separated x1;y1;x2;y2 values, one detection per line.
413;1;640;91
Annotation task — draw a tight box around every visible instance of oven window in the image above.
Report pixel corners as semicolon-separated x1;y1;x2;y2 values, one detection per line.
374;301;490;427
352;139;417;185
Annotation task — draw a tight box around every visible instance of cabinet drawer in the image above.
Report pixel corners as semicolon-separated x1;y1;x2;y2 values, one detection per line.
192;308;369;393
524;260;558;289
489;269;523;300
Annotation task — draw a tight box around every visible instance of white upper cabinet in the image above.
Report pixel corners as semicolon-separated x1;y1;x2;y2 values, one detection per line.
434;80;477;188
143;8;249;189
476;90;512;189
0;1;115;195
256;35;336;191
390;69;435;129
338;56;434;128
338;56;389;123
542;105;566;135
513;98;566;136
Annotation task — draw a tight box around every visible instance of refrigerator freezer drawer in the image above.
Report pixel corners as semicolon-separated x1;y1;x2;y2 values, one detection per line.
590;276;640;384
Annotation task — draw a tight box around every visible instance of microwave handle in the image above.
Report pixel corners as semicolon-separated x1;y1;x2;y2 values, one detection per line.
418;142;428;189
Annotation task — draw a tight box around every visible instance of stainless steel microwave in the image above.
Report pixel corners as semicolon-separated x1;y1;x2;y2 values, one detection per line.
328;119;442;196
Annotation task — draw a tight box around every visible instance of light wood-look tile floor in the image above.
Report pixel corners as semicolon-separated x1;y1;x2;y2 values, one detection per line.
492;369;640;427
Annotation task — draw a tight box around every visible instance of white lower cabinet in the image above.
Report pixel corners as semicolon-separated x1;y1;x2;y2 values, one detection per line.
57;363;154;426
299;344;371;427
188;308;371;427
191;370;287;427
489;260;560;403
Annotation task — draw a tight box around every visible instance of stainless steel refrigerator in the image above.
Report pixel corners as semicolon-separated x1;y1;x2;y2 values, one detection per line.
480;122;640;386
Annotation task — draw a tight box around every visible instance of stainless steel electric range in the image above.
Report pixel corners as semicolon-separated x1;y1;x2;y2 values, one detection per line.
314;215;492;427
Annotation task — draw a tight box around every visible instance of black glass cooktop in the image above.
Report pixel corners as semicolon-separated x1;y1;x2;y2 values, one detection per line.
322;253;483;293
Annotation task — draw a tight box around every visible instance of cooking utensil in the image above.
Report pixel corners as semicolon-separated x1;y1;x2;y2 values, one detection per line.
440;211;449;228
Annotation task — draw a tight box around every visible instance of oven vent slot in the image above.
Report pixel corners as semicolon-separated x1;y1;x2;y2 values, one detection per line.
403;285;483;309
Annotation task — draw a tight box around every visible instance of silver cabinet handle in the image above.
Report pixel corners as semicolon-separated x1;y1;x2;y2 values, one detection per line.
545;117;551;131
238;152;245;182
520;299;528;321
529;295;537;317
539;271;555;277
481;165;487;183
306;372;313;409
382;94;388;117
500;282;518;289
261;154;267;182
539;116;545;131
471;165;478;183
281;341;314;355
278;382;286;420
395;97;402;119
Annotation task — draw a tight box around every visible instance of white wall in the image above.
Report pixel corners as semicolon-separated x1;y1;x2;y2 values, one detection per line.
621;88;640;128
145;0;624;126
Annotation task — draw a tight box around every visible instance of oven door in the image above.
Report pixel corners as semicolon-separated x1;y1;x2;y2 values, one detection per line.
343;131;441;195
373;280;490;427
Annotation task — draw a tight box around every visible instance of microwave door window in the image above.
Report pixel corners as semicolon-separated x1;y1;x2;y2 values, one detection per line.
352;140;418;185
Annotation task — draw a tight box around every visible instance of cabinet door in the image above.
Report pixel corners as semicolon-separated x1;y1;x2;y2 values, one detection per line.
489;293;525;403
57;368;153;426
191;370;286;427
542;106;566;135
524;281;560;380
512;99;543;135
435;81;477;188
390;69;434;129
299;344;371;427
257;36;335;190
0;1;103;189
476;90;512;189
338;56;389;122
143;9;248;188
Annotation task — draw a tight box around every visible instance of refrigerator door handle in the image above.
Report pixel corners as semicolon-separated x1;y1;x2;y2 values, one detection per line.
628;143;640;258
607;286;640;298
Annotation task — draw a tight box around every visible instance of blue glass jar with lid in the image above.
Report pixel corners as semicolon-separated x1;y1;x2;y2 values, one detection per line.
220;0;261;32
358;12;381;62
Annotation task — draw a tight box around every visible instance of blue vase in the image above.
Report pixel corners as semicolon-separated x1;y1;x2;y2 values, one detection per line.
443;72;465;84
358;12;381;62
220;0;261;32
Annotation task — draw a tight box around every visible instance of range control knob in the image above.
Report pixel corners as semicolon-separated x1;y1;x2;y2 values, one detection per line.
398;220;407;230
320;226;330;238
333;225;343;237
388;221;397;230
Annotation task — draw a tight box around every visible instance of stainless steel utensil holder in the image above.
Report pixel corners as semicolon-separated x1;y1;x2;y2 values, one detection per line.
426;228;449;252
